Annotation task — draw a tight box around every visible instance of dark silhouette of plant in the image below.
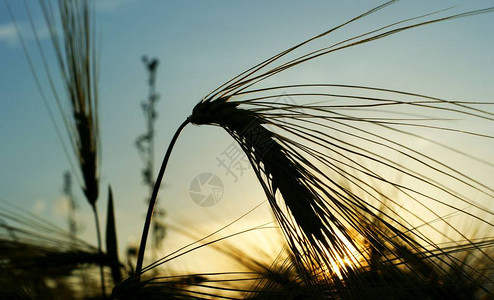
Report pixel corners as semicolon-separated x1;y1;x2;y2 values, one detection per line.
41;0;106;295
106;186;123;285
136;56;160;191
7;0;106;296
131;2;494;298
135;56;167;259
0;198;102;298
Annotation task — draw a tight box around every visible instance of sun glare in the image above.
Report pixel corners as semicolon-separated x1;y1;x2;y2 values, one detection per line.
308;230;365;281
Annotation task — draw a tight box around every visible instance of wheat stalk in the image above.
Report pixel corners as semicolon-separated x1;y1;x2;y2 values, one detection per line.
132;2;494;297
11;0;106;296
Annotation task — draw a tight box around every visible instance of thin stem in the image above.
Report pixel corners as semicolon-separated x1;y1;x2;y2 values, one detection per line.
135;119;190;278
92;204;106;299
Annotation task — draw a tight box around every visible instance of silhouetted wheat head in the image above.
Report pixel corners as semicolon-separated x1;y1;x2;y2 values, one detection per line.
131;1;494;298
42;0;107;295
38;0;101;206
8;0;101;204
7;0;107;295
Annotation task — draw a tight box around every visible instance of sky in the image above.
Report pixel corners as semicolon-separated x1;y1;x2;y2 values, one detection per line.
1;0;493;270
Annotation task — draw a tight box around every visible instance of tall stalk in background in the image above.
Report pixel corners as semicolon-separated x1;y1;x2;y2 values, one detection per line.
46;0;104;295
135;56;167;259
17;0;105;296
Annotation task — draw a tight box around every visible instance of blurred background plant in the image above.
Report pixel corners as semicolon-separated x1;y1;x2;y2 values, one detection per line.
135;56;167;265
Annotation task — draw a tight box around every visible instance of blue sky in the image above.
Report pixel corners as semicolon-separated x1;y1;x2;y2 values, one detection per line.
1;0;493;266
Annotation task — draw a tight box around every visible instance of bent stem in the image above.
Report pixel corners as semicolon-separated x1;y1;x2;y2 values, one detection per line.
135;119;190;279
91;204;106;299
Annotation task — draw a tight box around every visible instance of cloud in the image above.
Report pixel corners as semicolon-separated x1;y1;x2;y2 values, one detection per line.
0;0;133;47
0;23;19;46
0;22;51;47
